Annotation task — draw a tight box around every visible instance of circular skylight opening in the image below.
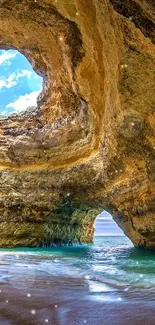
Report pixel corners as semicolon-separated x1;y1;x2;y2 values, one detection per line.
0;50;43;116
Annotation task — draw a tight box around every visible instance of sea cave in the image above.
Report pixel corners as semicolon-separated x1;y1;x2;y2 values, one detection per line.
0;0;155;250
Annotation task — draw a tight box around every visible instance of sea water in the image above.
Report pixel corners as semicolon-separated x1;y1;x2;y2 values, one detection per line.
0;236;155;324
1;236;155;292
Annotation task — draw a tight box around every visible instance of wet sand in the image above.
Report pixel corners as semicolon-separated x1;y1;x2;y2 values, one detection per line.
0;238;155;325
1;276;155;325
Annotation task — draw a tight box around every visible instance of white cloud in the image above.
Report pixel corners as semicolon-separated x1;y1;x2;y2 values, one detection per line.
0;51;17;66
97;211;112;220
0;110;7;116
6;90;40;113
0;73;16;89
0;69;32;91
96;217;112;220
16;70;32;79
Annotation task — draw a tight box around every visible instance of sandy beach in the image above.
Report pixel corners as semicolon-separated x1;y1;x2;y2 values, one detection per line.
1;279;155;325
0;237;155;325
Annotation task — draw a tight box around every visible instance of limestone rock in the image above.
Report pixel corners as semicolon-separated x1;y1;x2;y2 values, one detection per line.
0;0;155;248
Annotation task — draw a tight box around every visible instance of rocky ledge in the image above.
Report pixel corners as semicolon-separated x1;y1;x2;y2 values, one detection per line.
0;0;155;248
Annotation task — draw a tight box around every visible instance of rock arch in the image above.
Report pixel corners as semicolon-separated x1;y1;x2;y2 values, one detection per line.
0;0;155;248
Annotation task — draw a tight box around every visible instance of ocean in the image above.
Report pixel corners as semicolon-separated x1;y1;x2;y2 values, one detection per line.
0;236;155;324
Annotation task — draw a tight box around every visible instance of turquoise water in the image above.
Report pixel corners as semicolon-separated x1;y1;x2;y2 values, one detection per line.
1;236;155;291
1;236;155;324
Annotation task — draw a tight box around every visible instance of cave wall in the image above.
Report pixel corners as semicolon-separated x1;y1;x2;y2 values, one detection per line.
0;0;155;248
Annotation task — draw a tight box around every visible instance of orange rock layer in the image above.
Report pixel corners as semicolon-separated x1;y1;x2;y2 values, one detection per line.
0;0;155;248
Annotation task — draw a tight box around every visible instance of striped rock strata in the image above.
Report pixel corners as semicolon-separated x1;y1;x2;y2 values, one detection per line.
0;0;155;248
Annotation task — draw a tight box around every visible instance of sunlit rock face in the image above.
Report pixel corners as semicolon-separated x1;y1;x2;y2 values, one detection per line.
0;0;155;248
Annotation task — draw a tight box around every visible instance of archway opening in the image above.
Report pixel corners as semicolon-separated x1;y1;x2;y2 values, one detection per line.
0;49;43;116
94;210;124;237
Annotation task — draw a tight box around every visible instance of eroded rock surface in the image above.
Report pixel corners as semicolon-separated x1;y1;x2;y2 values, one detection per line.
0;0;155;248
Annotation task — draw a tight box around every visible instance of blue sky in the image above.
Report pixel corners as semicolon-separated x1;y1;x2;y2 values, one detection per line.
94;211;124;236
0;50;42;115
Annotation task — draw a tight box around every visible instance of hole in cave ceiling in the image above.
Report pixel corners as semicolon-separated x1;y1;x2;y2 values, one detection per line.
0;49;43;117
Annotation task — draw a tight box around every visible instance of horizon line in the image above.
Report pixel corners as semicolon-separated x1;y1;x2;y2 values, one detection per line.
94;234;125;237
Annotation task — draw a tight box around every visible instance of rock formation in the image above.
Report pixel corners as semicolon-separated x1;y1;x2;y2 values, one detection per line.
0;0;155;248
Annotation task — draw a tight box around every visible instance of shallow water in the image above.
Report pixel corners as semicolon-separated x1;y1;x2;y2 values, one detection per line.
0;236;155;324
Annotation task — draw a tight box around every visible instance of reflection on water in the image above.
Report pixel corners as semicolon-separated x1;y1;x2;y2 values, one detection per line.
0;237;155;324
1;236;155;293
